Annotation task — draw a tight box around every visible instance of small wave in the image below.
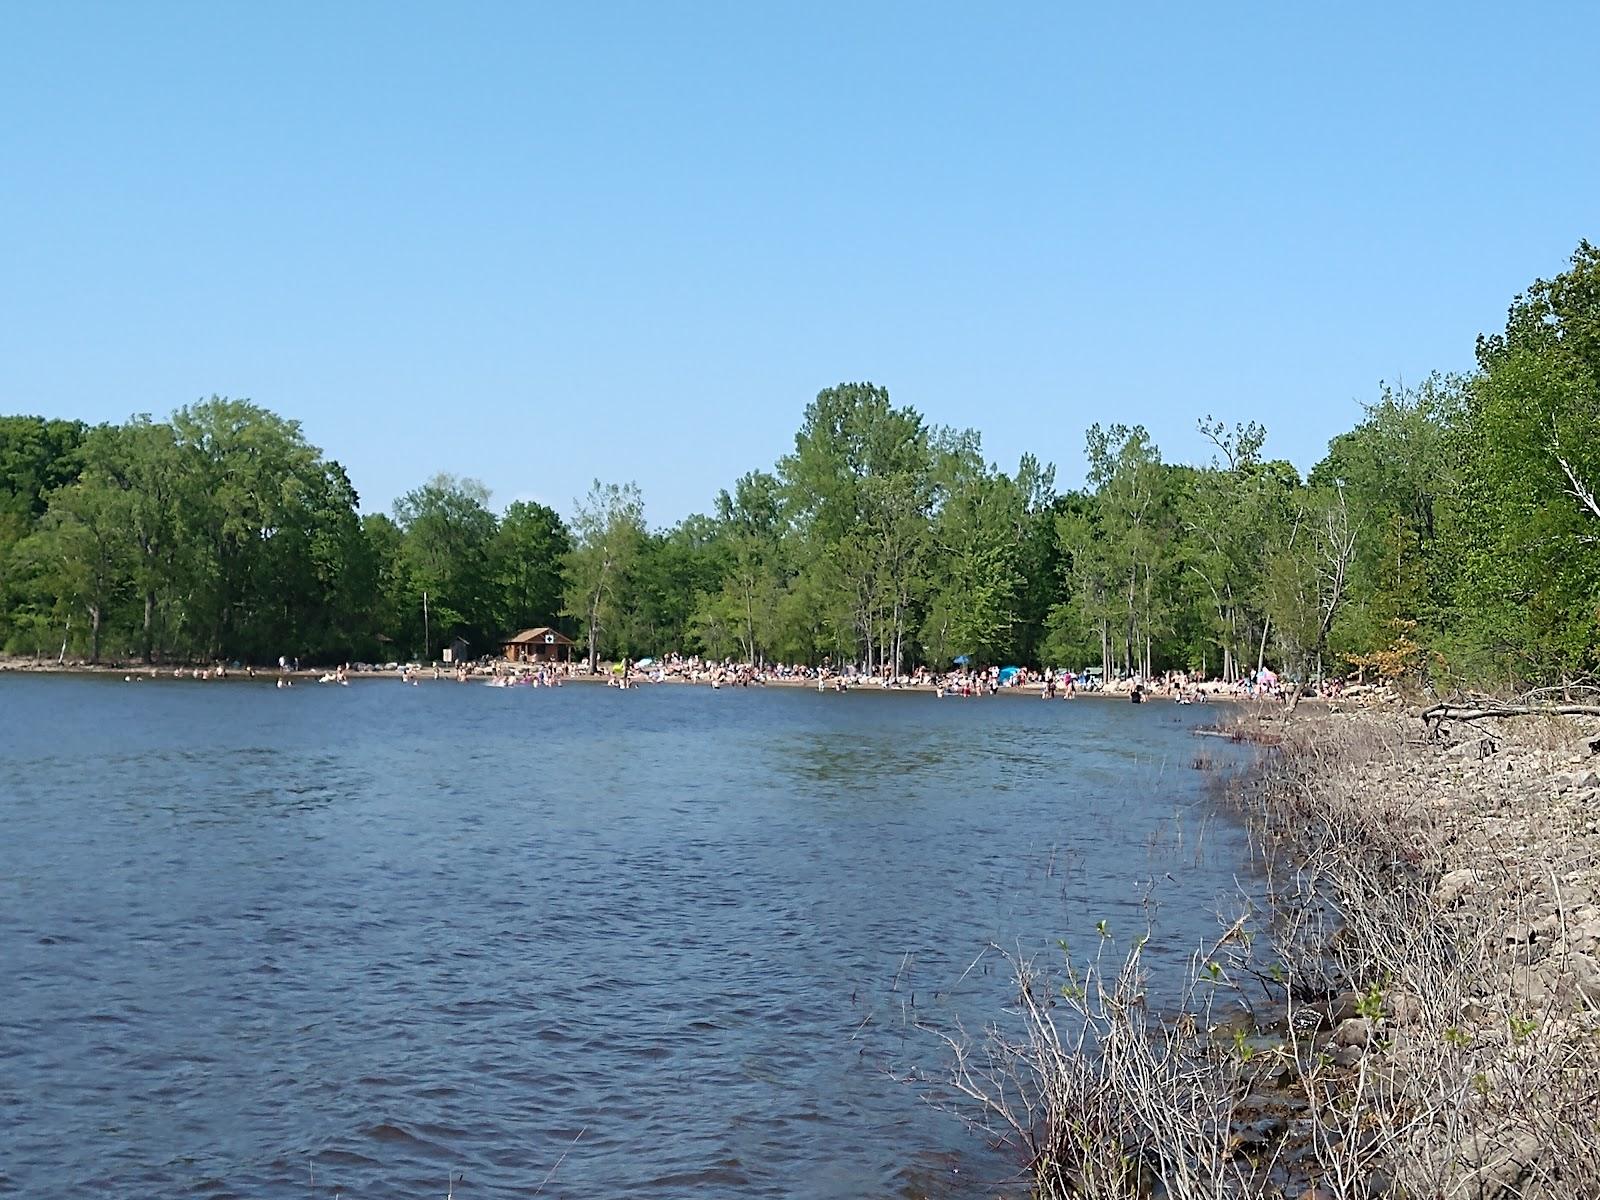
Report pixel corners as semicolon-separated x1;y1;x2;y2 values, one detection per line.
308;1148;379;1168
362;1121;438;1150
642;1166;753;1189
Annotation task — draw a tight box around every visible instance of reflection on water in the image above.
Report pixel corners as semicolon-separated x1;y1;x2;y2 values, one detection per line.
0;676;1251;1198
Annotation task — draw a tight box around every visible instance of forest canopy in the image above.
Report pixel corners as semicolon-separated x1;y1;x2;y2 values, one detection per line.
4;242;1599;687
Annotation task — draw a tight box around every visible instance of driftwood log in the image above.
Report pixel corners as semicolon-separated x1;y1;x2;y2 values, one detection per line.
1421;702;1600;738
1423;703;1600;722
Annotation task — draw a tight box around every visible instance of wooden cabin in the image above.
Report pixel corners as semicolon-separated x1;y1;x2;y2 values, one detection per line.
502;626;574;663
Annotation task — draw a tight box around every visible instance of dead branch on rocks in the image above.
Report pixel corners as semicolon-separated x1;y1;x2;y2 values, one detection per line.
1421;681;1600;737
1422;700;1600;729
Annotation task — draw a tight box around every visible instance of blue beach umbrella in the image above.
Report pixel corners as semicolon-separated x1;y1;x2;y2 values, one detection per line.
952;655;971;665
998;666;1021;683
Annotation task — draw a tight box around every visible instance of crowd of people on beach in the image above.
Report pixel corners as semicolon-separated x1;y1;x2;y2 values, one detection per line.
606;656;1353;704
483;663;567;688
458;653;1344;703
90;646;1349;704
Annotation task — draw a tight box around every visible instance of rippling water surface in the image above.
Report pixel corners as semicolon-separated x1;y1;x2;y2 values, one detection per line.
1;675;1252;1198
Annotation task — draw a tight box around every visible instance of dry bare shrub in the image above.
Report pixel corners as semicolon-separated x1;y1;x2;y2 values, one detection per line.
925;935;1283;1199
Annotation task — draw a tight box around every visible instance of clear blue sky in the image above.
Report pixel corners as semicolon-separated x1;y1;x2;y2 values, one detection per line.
4;3;1597;525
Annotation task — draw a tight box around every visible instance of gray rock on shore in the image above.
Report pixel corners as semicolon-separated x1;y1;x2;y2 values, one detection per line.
1333;1016;1374;1047
1436;867;1480;907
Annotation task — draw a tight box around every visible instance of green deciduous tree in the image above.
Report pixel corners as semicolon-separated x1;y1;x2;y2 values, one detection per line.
493;500;570;634
394;473;500;658
563;479;646;672
1310;378;1456;664
1183;417;1269;681
10;243;1600;689
1081;423;1176;679
1263;485;1359;690
29;471;128;662
922;441;1026;666
0;416;88;652
1440;242;1600;680
702;470;788;664
781;383;936;671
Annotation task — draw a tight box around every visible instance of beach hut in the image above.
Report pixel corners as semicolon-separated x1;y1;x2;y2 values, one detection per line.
443;635;471;663
501;626;574;663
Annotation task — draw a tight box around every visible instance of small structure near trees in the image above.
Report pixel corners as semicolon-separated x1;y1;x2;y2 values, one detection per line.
501;626;573;663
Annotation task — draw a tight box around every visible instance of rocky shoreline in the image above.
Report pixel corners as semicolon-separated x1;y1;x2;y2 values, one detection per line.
1239;707;1600;1198
941;706;1600;1198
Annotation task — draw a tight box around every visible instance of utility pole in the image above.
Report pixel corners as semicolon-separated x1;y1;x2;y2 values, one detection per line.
423;590;430;662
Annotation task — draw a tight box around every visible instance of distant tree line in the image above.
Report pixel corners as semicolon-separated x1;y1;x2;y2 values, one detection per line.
3;242;1598;686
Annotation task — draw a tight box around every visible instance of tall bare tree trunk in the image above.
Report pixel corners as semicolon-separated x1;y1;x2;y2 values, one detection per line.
587;597;600;673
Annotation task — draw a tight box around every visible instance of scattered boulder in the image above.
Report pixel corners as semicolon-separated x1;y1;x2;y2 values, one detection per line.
1454;1127;1543;1199
1331;1044;1365;1069
1331;990;1362;1023
1364;1168;1395;1197
1384;990;1422;1025
1446;737;1499;761
1507;957;1575;1008
1568;951;1600;1005
1568;733;1600;758
1437;868;1481;907
1570;910;1600;954
1333;1017;1374;1048
1555;768;1600;792
1302;990;1361;1026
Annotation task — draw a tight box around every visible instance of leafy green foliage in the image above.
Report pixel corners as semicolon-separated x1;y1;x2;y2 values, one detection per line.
562;480;647;671
394;473;500;657
494;501;570;634
1440;242;1600;679
5;243;1600;680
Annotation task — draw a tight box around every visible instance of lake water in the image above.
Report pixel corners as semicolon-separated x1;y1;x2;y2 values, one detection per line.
1;675;1253;1198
